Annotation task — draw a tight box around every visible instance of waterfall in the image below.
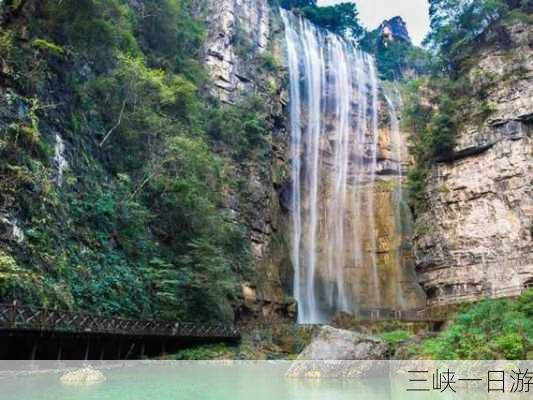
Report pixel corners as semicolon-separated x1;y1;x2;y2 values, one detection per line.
385;90;407;310
281;10;383;323
54;134;68;186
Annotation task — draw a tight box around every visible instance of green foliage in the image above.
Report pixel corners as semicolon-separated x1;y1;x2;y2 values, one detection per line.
206;96;269;159
281;1;364;39
400;1;529;212
379;330;413;346
413;290;533;359
0;250;41;302
83;53;201;170
377;41;412;81
171;343;237;360
0;28;15;62
401;67;498;212
401;77;458;212
360;30;433;81
280;0;316;9
425;0;529;69
31;38;64;57
38;0;139;70
0;249;74;308
0;0;267;323
135;0;206;80
260;52;282;73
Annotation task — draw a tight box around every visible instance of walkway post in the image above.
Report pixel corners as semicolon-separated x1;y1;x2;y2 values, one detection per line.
30;341;38;360
57;340;62;361
140;342;145;359
84;338;90;360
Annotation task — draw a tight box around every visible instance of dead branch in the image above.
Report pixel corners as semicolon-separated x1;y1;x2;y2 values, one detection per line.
99;100;126;147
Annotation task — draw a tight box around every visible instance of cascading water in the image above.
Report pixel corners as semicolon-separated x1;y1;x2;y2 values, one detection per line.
281;10;385;323
385;90;408;310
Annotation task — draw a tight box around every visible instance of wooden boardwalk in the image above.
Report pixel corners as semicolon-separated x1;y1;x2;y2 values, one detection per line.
3;285;527;342
0;302;240;340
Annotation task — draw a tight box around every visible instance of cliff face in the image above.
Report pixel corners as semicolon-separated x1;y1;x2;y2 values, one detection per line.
202;0;295;321
0;0;294;323
203;0;270;103
202;3;426;318
378;16;411;45
414;22;533;306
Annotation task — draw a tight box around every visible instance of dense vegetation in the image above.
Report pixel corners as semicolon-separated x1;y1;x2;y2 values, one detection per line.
411;290;533;359
360;25;430;81
401;0;532;213
0;0;274;322
280;1;429;81
169;324;316;360
424;0;531;69
279;0;364;39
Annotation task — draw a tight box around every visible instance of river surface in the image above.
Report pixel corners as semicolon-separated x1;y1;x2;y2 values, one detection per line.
2;361;525;400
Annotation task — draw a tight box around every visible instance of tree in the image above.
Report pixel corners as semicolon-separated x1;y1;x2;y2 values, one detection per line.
424;0;510;67
281;1;365;40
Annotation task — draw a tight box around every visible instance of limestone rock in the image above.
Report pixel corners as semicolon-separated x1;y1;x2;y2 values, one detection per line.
203;0;270;102
60;367;106;384
286;326;388;378
378;16;411;45
414;21;533;305
293;326;388;360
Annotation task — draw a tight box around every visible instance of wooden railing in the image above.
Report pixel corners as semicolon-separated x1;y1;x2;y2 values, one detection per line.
3;286;526;336
0;303;240;339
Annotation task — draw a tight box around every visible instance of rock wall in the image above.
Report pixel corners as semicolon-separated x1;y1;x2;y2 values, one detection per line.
414;22;533;306
203;0;295;321
310;96;425;312
203;0;270;103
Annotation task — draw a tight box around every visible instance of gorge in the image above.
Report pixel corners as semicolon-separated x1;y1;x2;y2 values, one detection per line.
202;0;531;324
0;0;531;340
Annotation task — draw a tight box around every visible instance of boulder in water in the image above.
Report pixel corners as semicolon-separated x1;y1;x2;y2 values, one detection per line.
286;326;388;378
60;367;106;384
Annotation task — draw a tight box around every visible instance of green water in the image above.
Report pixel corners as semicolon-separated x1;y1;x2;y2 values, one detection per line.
0;362;523;400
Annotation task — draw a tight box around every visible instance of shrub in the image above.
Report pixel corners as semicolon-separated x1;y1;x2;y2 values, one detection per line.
380;330;413;346
31;38;64;57
172;343;236;360
413;290;533;359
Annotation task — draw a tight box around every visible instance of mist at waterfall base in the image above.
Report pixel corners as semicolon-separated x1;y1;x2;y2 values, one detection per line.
281;10;410;324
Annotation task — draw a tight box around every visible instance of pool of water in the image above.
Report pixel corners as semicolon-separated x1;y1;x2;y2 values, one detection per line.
0;361;529;400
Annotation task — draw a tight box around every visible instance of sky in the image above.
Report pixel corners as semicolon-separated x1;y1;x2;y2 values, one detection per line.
317;0;430;45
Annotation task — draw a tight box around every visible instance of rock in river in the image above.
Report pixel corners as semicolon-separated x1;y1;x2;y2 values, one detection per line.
286;326;388;378
60;367;106;384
